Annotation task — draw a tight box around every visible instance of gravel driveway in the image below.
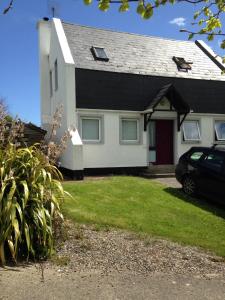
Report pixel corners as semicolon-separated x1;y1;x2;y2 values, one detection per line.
1;221;225;300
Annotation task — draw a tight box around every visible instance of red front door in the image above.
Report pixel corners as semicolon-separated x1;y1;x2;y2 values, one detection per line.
149;120;174;165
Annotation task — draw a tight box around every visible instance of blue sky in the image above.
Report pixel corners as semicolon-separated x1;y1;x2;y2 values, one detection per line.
0;0;224;125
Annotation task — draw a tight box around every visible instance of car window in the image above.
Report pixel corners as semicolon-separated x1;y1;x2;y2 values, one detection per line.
189;151;204;161
203;152;225;172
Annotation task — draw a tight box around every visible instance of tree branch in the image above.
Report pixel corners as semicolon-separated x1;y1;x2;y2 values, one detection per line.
3;0;14;14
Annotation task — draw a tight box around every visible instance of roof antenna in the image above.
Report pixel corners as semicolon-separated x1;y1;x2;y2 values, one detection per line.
51;6;55;18
47;0;60;19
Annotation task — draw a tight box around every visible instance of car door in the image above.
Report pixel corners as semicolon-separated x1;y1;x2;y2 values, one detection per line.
197;150;225;201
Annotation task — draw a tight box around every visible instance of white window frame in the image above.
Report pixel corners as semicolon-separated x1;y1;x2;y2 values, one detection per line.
80;116;103;144
120;117;140;144
182;120;201;142
214;120;225;142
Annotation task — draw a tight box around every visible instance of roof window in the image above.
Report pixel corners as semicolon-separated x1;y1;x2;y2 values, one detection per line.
91;47;109;61
173;56;192;72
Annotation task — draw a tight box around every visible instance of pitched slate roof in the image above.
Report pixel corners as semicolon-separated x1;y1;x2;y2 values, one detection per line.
62;22;225;81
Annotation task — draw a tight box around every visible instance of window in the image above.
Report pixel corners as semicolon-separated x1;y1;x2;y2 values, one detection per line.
215;121;225;141
49;70;53;97
173;56;192;71
81;117;102;142
54;60;58;91
190;151;204;161
149;121;156;162
183;120;201;142
91;47;109;61
121;118;139;143
203;153;224;172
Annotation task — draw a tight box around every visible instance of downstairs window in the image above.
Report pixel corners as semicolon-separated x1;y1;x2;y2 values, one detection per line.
121;118;140;144
81;117;102;143
215;121;225;141
182;120;201;142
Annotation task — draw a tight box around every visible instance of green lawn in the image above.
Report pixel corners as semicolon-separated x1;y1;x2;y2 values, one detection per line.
63;176;225;257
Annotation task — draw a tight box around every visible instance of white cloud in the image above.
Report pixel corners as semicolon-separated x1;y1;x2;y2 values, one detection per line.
169;17;186;27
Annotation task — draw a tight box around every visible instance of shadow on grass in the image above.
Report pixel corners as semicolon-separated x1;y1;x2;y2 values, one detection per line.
164;187;225;219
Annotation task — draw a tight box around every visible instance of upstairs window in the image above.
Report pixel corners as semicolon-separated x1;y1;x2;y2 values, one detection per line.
215;121;225;141
91;47;109;61
173;56;192;72
54;60;58;91
49;70;53;97
183;120;201;142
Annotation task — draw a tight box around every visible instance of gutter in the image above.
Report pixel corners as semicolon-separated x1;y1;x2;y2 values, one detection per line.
195;40;225;71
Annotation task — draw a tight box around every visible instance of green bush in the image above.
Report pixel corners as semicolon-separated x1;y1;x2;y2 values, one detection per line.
0;143;65;265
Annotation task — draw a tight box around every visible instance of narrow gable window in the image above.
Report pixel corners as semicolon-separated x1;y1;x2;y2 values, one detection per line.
183;120;201;142
49;70;53;97
54;60;58;91
215;121;225;141
173;56;192;72
91;47;109;61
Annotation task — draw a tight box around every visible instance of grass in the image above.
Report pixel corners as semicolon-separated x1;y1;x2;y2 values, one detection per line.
63;176;225;257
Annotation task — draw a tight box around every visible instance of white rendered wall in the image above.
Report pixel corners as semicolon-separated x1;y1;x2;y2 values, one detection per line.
78;109;148;168
38;20;51;124
38;18;83;170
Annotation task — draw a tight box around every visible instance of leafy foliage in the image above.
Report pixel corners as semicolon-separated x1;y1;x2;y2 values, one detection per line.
0;102;68;266
83;0;225;50
0;144;64;265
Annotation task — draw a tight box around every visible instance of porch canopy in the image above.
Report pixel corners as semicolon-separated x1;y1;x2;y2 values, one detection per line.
143;83;191;131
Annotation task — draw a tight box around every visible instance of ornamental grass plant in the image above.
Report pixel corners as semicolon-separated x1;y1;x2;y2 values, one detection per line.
0;102;69;266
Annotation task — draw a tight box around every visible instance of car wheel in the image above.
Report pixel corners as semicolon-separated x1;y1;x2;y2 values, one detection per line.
182;176;196;196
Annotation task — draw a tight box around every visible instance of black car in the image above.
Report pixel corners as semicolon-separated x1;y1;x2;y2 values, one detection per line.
175;146;225;202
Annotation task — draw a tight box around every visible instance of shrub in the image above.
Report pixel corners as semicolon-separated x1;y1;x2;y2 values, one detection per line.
0;102;69;265
0;143;65;265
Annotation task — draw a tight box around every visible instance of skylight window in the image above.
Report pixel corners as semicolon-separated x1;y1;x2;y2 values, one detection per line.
173;56;193;72
91;47;109;61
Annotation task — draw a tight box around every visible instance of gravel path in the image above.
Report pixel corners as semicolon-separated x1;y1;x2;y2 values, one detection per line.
54;222;225;278
1;222;225;299
1;221;225;299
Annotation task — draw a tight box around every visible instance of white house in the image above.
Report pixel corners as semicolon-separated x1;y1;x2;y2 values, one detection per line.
38;18;225;179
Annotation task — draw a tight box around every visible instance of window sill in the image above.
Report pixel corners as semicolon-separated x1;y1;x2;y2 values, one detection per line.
181;140;201;144
83;140;103;145
120;140;141;145
214;140;225;144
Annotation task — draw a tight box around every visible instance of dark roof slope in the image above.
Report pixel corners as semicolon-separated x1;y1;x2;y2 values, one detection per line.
76;69;225;114
62;22;225;81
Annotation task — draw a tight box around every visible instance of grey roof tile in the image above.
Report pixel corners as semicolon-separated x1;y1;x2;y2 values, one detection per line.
62;21;225;81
